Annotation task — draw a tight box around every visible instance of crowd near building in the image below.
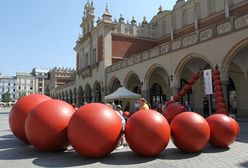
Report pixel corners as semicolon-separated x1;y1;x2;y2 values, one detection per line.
1;0;248;119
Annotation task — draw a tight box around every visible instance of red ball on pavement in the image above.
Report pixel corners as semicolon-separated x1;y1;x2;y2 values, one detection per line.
9;94;51;143
230;118;240;136
164;103;185;123
125;109;170;156
206;114;237;148
68;103;122;158
25;99;75;151
170;112;210;153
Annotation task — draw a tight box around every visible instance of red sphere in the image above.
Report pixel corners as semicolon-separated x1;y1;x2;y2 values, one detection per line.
214;91;224;97
206;114;237;148
164;103;185;123
230;118;240;136
68;103;122;158
213;75;220;80
125;109;170;156
173;95;180;101
215;102;226;109
170;112;210;153
9;94;51;143
213;69;220;75
179;90;186;97
123;111;130;117
25;100;75;151
214;85;222;92
188;79;195;85
215;97;225;103
183;84;191;93
213;80;222;86
193;73;200;80
215;108;228;115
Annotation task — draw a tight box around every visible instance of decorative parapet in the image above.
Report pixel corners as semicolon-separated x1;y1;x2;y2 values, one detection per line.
235;14;248;29
106;14;248;73
183;33;198;47
172;39;182;50
200;28;213;41
217;21;232;35
55;80;76;91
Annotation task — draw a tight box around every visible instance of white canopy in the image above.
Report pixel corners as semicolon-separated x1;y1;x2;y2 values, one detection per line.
104;86;141;100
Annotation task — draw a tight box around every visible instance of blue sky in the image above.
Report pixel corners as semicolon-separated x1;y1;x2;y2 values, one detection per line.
0;0;177;76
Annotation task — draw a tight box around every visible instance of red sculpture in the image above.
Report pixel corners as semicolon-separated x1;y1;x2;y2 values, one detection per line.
170;112;210;153
25;99;75;151
206;114;237;148
67;103;122;158
125;109;170;156
164;103;185;123
9;94;51;143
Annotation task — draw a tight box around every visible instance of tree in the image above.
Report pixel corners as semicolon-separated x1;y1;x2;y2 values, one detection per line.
2;92;12;102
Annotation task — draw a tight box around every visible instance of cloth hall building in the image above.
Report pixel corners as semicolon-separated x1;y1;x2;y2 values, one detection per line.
50;0;248;118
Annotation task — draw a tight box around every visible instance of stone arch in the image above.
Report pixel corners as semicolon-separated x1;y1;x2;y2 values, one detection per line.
221;38;248;117
175;53;213;115
78;85;84;106
93;80;102;102
65;90;69;103
222;37;248;74
144;64;170;108
124;71;141;94
69;89;73;104
108;76;121;93
85;83;92;103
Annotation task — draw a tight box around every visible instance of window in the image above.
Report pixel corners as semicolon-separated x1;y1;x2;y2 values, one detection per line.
13;89;15;92
30;87;33;90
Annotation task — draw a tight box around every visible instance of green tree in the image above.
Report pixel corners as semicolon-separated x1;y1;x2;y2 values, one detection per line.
19;91;26;99
2;92;12;102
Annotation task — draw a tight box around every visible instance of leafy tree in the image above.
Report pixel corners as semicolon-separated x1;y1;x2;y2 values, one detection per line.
2;92;12;102
19;91;26;99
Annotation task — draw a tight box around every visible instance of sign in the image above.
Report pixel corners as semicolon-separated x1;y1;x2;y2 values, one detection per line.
203;69;213;95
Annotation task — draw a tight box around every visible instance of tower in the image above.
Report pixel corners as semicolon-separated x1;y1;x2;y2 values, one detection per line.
81;0;95;35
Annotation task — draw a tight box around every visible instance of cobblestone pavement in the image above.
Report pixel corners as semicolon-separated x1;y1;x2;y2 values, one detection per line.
1;107;248;168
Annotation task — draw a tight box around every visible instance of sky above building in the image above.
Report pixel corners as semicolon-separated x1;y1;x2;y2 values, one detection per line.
0;0;177;76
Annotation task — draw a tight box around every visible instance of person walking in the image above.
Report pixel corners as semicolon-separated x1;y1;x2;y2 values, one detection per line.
139;98;149;110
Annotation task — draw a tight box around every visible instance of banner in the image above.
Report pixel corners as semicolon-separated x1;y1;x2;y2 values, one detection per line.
203;69;213;95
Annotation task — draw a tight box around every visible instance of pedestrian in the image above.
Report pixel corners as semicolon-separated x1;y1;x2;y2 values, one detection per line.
203;97;209;118
139;98;149;110
116;105;126;149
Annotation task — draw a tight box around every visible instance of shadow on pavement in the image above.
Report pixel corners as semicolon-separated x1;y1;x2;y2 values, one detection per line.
0;146;39;160
202;145;230;153
239;161;248;168
100;150;155;165
0;139;29;150
159;148;200;160
0;134;16;139
236;121;248;143
32;150;97;167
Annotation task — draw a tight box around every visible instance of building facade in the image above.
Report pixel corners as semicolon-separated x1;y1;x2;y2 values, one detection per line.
0;75;17;102
51;0;248;118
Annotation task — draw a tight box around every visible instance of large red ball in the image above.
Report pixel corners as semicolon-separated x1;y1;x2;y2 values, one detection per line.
9;94;51;143
170;112;210;153
230;118;240;136
215;108;228;115
214;91;224;97
125;109;170;156
164;103;185;123
25;99;75;151
215;96;225;103
206;114;237;148
68;103;122;158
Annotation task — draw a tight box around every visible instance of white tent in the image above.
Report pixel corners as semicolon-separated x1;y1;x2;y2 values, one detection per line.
104;86;141;100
